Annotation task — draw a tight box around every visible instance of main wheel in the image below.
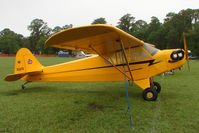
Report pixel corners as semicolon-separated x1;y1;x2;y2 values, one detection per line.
143;88;158;101
152;82;161;93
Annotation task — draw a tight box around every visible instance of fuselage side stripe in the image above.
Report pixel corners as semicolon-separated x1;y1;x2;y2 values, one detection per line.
42;59;155;75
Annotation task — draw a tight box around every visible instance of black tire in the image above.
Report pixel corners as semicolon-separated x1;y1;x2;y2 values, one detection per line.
22;85;25;89
152;82;161;93
143;88;158;101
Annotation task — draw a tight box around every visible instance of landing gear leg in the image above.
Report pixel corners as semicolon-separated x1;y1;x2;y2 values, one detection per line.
150;78;161;93
21;81;31;89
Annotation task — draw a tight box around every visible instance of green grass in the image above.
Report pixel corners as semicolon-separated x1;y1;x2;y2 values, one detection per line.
0;57;199;133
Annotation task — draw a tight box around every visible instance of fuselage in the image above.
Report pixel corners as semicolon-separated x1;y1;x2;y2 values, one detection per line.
23;48;186;82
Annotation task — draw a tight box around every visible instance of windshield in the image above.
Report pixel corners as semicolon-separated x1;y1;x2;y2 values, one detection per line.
142;43;159;56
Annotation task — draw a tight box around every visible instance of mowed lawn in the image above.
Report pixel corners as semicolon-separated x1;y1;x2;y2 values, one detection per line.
0;57;199;133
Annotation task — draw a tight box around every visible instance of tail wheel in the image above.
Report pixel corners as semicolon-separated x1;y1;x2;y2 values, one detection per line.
22;85;25;89
143;88;158;101
152;82;161;93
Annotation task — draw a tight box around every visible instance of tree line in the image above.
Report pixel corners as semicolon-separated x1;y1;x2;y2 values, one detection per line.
0;8;199;56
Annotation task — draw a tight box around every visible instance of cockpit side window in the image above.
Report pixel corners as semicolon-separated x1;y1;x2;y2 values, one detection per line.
129;46;150;61
142;43;159;56
107;46;151;64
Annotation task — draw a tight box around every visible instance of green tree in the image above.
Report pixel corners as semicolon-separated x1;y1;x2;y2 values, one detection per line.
52;24;73;35
159;9;199;51
147;16;161;33
0;28;23;54
36;36;59;54
133;20;148;40
45;24;74;54
186;22;199;56
145;17;166;48
52;26;63;34
62;24;73;29
27;18;51;53
117;14;135;34
91;17;107;24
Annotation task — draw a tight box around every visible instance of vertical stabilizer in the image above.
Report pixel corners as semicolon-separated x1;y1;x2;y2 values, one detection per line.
14;48;43;74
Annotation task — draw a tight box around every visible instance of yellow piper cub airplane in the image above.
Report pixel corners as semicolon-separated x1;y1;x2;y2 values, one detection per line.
4;25;189;101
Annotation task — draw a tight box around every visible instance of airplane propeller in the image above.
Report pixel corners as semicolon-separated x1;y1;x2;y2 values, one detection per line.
183;32;190;71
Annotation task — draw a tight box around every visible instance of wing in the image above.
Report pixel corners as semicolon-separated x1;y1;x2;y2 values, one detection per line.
45;24;144;56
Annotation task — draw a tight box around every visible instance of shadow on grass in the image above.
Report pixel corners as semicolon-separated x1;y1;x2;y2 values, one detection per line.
60;87;142;100
1;84;143;100
0;86;56;96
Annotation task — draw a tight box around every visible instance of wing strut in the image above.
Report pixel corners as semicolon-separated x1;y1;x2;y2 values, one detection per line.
120;40;134;81
121;44;134;130
89;45;132;80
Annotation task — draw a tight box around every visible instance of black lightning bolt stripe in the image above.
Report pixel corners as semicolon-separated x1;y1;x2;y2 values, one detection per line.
43;59;157;75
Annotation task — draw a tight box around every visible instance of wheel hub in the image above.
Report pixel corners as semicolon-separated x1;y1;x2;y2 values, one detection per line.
154;86;157;90
147;92;153;98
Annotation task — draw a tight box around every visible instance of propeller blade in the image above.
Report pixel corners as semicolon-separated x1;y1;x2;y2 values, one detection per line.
183;32;190;71
187;55;190;72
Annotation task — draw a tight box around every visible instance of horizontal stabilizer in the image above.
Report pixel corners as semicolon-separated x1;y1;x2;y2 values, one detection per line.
5;70;42;82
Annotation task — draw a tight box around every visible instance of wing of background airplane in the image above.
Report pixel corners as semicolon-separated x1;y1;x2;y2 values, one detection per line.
45;24;148;81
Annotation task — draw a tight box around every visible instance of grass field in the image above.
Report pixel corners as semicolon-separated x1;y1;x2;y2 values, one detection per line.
0;57;199;133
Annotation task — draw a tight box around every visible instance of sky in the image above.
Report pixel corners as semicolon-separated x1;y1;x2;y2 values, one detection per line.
0;0;199;36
